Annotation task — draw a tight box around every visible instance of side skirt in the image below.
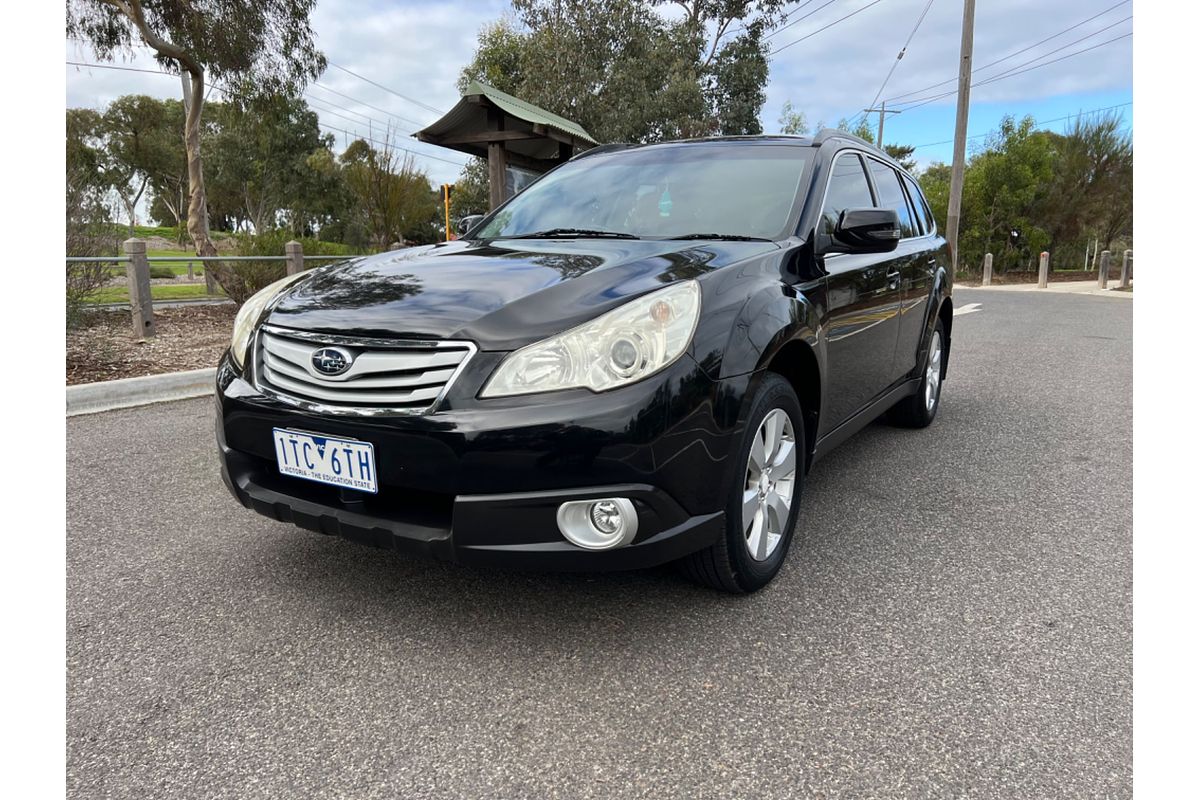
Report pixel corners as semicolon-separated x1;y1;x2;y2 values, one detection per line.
810;378;921;465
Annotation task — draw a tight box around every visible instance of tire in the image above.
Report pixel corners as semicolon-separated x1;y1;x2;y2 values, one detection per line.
890;316;946;429
679;373;804;593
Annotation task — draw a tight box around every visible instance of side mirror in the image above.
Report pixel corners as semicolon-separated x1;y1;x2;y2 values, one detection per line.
457;214;485;237
827;208;901;254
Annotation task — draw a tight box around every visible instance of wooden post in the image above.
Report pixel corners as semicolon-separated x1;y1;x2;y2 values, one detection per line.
1037;251;1049;288
1097;250;1111;289
982;253;993;286
123;238;155;339
186;261;194;281
487;141;508;211
1120;250;1132;288
285;240;304;276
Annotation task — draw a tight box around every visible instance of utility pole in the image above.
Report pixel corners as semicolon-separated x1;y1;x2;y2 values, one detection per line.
442;183;453;242
862;102;901;147
945;0;976;275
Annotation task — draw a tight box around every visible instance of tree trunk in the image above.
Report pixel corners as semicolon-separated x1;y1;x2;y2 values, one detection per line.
181;69;248;302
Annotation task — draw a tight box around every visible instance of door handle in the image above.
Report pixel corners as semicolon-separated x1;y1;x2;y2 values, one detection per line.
886;269;901;290
926;258;938;274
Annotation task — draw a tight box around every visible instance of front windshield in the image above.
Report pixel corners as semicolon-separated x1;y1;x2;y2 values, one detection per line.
475;143;812;241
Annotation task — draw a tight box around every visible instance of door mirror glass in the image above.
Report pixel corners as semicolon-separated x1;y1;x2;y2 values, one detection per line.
457;214;485;236
830;208;901;254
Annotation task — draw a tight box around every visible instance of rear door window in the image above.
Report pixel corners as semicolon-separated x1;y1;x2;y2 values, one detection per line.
820;153;875;236
867;159;916;239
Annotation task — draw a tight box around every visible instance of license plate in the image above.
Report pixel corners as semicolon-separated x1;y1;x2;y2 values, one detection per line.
272;428;378;494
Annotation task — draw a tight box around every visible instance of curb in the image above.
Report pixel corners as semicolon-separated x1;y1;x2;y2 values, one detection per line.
67;368;216;417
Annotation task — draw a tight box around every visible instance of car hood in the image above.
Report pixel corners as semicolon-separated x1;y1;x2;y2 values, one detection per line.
266;238;778;351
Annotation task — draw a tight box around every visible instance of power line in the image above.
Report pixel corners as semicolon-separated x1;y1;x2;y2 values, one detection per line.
326;62;445;117
852;0;936;129
763;0;838;40
771;0;890;57
317;122;468;167
910;101;1132;149
884;0;1132;104
309;82;425;129
897;31;1132;111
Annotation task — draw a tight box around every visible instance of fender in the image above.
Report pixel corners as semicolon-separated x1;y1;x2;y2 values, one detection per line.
912;264;953;380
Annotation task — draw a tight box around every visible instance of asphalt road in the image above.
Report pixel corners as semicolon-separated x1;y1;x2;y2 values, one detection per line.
67;287;1132;799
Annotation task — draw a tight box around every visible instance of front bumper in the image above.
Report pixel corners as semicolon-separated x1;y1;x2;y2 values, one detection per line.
216;351;744;571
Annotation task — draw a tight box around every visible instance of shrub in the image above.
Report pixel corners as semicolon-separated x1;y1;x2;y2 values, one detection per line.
230;232;366;297
66;171;119;328
149;266;177;280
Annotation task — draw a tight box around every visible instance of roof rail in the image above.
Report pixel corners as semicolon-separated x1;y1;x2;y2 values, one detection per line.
812;128;879;150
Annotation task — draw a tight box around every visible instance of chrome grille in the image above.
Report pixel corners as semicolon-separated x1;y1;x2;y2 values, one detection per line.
254;325;475;415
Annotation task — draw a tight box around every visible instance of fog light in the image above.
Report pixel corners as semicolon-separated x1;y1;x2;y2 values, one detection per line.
556;497;638;550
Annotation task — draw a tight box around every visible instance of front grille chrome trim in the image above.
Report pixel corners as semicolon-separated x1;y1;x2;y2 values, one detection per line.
251;324;478;417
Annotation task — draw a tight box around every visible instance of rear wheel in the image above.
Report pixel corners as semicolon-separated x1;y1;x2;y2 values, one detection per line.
679;373;804;593
890;317;946;428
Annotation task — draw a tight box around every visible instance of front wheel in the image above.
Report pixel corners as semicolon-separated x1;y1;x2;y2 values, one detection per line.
679;373;804;593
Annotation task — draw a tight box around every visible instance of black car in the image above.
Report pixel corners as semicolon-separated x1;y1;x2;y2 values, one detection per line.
216;130;952;593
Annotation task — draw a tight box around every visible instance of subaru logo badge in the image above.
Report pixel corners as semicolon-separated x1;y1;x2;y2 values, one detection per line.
311;347;353;376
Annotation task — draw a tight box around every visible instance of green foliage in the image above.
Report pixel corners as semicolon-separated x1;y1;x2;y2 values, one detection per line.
148;265;178;279
66;165;120;327
340;138;439;246
231;231;362;295
918;112;1132;274
459;1;785;143
777;100;808;136
66;1;326;101
449;158;491;222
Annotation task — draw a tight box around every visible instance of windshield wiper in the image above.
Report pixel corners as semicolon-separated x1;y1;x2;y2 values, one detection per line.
667;233;773;242
503;228;639;240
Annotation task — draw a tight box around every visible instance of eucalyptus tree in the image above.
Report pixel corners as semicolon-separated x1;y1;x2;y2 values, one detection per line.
66;1;325;303
460;0;787;143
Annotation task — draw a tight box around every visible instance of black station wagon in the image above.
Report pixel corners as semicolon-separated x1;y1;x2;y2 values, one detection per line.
216;130;952;593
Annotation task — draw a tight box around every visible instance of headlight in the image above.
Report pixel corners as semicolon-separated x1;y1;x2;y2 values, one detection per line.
229;272;309;368
481;280;701;397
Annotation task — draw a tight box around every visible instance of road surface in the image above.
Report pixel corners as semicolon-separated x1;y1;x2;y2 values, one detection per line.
67;287;1132;799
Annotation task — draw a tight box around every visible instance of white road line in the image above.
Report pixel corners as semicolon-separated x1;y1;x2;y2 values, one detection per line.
954;303;982;316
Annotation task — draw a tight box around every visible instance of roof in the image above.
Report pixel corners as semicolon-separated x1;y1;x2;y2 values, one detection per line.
414;81;598;168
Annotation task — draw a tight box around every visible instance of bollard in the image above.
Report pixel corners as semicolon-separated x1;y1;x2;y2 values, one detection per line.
1098;250;1111;289
123;238;156;339
982;253;993;286
1037;251;1049;288
285;240;304;276
1120;250;1132;289
186;261;194;281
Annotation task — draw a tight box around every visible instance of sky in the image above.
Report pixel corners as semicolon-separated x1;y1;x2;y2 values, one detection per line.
65;0;1133;209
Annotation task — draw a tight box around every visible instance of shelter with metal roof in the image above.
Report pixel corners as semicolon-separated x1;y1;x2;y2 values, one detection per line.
414;81;598;209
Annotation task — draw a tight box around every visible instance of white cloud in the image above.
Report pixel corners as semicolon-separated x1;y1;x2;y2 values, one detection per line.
66;0;1133;197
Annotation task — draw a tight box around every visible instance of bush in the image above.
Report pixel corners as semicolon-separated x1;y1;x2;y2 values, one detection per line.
149;266;177;280
230;232;365;297
66;171;119;328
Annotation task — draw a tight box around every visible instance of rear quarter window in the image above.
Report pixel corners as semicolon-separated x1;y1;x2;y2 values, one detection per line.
902;172;936;235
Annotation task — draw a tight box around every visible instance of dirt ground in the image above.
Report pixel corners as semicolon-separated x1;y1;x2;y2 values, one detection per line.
67;304;237;385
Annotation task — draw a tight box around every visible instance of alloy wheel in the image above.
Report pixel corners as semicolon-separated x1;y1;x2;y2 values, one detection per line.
742;409;798;561
925;330;943;412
